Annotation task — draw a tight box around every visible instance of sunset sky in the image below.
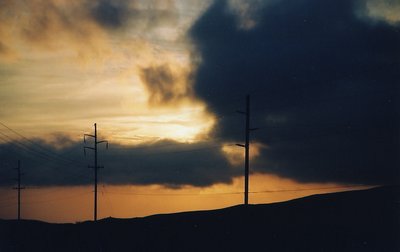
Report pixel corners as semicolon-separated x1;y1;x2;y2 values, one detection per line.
0;0;399;223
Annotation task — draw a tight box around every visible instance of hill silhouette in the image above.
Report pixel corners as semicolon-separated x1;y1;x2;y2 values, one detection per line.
0;186;399;251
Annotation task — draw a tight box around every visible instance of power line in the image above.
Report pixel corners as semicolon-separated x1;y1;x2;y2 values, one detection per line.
0;202;17;209
0;189;92;207
0;128;91;187
250;185;370;193
0;195;16;203
99;185;369;196
0;185;367;210
0;132;67;165
0;131;91;183
0;132;59;161
100;184;114;217
22;191;92;205
0;121;86;166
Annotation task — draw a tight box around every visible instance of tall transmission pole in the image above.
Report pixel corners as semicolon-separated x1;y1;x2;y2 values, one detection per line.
13;160;24;220
84;123;108;221
237;95;257;205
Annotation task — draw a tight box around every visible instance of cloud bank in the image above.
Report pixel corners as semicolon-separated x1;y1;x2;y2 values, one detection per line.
190;0;400;185
0;138;237;187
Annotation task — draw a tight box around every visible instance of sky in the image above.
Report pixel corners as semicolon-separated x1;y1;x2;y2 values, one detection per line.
0;0;399;222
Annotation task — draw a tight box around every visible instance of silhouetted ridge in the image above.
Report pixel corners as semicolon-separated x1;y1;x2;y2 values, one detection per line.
0;186;399;251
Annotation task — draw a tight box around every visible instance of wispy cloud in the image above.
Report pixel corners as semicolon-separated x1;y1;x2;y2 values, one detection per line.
0;0;214;143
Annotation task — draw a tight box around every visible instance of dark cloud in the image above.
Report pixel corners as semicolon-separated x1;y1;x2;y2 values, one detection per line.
190;0;400;185
0;138;236;188
102;140;235;187
140;64;193;106
87;0;179;31
91;0;128;28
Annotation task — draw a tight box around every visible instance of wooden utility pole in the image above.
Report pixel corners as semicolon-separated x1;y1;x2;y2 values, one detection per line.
13;160;24;220
84;123;108;221
237;95;256;205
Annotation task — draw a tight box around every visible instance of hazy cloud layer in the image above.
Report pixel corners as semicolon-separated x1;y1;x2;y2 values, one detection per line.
0;0;183;60
190;0;400;185
0;138;237;187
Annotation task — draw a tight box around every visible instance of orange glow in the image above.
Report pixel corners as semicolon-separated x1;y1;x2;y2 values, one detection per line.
222;142;266;166
0;174;370;223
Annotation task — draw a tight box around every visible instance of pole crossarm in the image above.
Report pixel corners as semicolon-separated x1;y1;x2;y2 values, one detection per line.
88;165;104;169
97;140;109;149
84;134;95;142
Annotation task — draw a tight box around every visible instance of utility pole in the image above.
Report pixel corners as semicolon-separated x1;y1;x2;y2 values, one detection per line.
13;160;24;220
84;123;108;221
237;95;257;205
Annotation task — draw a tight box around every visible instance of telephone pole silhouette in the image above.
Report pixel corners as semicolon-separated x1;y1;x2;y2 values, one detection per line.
13;160;24;220
237;95;257;205
84;123;108;221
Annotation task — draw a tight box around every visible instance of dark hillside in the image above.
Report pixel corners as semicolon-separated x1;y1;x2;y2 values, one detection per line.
1;186;399;251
